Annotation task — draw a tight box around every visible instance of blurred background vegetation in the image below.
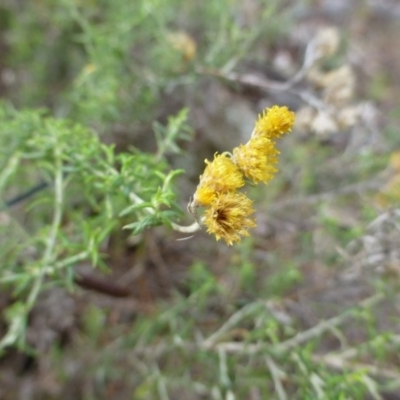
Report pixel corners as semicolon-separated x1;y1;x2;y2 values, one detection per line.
2;0;400;399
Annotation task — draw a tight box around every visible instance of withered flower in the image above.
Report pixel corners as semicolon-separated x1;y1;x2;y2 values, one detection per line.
203;192;256;245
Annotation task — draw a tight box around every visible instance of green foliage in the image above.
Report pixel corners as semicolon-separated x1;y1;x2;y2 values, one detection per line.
5;0;283;132
0;101;188;351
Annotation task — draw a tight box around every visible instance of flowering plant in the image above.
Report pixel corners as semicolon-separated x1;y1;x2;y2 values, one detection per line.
189;106;295;245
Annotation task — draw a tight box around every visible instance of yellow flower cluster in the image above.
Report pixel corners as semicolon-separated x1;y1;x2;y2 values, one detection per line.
191;105;295;245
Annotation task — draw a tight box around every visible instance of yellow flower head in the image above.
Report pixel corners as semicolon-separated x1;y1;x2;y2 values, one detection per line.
233;136;279;184
203;192;256;245
194;154;244;206
254;105;295;139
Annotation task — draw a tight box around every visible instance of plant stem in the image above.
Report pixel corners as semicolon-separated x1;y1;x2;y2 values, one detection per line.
26;140;64;310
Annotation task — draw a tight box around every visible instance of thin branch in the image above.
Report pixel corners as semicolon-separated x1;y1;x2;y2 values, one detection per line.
171;221;201;233
74;272;132;297
129;192;201;233
312;353;400;381
197;62;328;112
276;294;383;352
212;293;384;355
128;293;385;360
0;152;21;195
4;180;48;208
265;356;288;400
203;301;264;347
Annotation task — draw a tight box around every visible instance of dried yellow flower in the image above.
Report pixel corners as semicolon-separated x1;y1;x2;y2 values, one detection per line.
233;137;279;184
189;104;294;245
194;154;244;206
254;106;295;139
203;192;256;245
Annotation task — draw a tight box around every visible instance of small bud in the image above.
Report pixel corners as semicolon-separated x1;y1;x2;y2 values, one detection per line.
336;106;360;130
322;65;356;105
312;27;341;60
311;111;338;137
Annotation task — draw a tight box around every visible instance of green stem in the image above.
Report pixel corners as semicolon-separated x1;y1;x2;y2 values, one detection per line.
26;140;63;310
0;152;21;194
